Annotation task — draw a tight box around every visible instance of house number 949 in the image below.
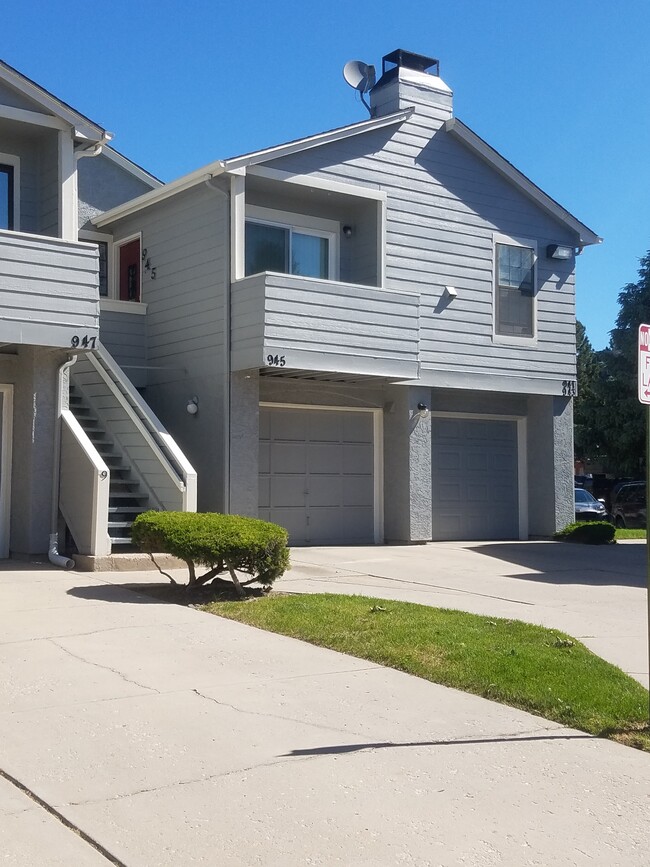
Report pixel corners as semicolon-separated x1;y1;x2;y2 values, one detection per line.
266;354;286;367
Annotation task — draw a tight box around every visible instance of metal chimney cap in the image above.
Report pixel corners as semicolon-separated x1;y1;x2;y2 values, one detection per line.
381;49;439;77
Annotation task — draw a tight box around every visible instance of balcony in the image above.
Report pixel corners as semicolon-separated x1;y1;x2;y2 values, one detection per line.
0;230;99;349
231;272;420;380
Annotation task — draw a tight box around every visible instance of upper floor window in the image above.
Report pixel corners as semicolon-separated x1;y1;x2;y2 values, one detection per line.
0;163;15;230
494;238;536;338
117;237;141;302
244;206;338;281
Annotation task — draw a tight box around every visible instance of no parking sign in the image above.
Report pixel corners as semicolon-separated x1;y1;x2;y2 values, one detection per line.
639;324;650;404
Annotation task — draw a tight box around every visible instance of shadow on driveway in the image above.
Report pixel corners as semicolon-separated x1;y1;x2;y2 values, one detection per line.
469;542;646;588
282;732;593;757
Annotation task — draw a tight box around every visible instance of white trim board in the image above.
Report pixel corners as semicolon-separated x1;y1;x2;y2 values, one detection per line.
248;166;387;201
260;401;384;544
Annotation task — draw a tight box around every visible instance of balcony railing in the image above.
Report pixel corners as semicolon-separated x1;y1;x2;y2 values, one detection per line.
0;230;99;349
231;272;420;379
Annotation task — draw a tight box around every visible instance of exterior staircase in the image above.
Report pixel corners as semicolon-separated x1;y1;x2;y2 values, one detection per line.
68;386;149;547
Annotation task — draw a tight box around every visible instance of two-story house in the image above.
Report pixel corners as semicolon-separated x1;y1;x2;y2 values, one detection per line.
91;49;600;547
0;60;196;565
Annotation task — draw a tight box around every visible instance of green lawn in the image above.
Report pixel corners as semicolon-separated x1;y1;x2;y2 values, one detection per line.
615;528;646;540
204;594;650;751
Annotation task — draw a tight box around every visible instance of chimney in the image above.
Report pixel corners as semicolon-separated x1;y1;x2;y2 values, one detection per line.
370;49;453;120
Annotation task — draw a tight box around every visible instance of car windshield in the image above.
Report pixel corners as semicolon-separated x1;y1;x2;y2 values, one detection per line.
575;489;598;504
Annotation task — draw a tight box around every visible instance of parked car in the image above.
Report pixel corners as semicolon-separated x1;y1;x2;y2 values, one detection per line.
611;481;646;529
574;488;609;522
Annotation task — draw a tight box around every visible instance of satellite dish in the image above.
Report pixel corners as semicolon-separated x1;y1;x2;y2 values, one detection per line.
343;60;376;93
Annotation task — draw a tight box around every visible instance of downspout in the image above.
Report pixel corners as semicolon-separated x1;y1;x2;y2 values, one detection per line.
49;354;77;569
205;177;231;512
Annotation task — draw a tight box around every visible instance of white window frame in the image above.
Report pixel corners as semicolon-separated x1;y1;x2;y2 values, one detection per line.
0;152;20;232
492;232;538;346
245;204;339;281
112;232;146;309
79;230;148;313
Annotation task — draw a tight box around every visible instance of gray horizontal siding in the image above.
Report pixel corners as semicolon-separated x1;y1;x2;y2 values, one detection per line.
231;272;420;378
264;103;580;387
0;231;99;347
99;310;146;386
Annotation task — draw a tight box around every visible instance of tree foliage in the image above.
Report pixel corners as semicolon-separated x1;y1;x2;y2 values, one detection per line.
576;252;650;475
132;511;290;595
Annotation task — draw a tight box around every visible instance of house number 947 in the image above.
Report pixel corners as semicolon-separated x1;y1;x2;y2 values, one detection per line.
266;354;286;367
71;335;97;349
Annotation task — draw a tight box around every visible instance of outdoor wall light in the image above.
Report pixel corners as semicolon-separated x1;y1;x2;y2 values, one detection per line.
444;285;458;298
547;244;574;260
186;396;199;416
417;402;430;419
342;225;353;238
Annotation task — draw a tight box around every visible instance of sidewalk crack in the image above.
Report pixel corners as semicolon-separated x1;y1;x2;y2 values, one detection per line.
50;639;159;694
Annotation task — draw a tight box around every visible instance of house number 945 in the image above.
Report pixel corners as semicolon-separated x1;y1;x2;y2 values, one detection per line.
266;354;286;367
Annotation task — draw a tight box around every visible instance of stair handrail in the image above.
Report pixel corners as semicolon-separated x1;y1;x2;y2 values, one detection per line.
86;346;197;511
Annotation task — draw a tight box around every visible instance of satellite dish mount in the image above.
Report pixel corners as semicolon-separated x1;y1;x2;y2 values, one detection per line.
343;60;376;116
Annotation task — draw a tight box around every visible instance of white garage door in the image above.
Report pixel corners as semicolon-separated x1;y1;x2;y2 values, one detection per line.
259;406;375;545
432;416;519;541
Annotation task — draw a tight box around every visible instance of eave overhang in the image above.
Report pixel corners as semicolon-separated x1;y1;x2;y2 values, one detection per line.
93;108;413;228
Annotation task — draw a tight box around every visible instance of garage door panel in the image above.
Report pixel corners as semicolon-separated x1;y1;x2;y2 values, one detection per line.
308;412;341;441
271;442;307;474
260;407;375;545
259;476;270;509
269;476;306;508
265;508;308;540
259;441;270;474
343;413;373;442
342;443;373;475
343;476;374;506
308;443;343;474
308;476;343;507
432;417;518;541
270;411;309;441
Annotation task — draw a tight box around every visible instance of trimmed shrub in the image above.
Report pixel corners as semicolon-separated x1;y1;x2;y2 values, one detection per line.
553;521;615;545
132;511;290;594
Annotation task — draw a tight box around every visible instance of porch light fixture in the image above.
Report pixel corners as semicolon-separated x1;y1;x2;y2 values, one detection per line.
342;225;353;238
417;402;429;419
547;244;573;260
186;396;199;415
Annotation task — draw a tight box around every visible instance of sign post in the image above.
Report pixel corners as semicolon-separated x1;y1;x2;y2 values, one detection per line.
637;324;650;722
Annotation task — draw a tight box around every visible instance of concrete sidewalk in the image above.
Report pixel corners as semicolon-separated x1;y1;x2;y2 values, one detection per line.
1;561;649;866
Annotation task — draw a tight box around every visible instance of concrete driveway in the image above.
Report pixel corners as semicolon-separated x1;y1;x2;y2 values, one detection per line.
0;553;649;866
284;540;650;687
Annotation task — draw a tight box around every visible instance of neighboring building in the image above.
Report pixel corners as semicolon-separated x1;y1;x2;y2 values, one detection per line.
0;60;195;564
0;49;600;559
93;49;600;546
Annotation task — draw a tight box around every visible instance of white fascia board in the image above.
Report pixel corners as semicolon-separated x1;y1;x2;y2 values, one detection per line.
93;109;412;228
445;118;602;247
102;147;163;189
0;61;108;142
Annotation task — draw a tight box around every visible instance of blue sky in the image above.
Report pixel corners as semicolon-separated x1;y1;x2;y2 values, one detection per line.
4;0;649;349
